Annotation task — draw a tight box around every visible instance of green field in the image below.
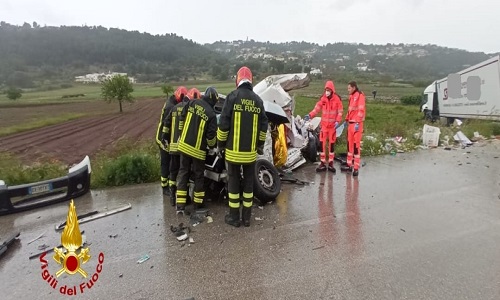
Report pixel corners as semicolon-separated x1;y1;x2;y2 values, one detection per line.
0;82;240;106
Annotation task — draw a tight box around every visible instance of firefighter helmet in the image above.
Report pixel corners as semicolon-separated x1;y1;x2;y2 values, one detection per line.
203;87;219;107
188;88;200;100
174;86;188;103
236;66;253;87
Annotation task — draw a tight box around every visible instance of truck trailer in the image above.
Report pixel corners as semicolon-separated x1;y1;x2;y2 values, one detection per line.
421;55;500;122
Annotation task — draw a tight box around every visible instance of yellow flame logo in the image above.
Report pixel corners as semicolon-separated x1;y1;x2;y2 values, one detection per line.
53;200;91;278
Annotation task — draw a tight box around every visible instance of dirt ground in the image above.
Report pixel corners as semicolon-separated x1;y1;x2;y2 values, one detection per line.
0;99;165;164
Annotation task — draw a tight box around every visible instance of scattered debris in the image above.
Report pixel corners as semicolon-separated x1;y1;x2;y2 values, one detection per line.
255;217;264;221
0;231;20;257
206;216;213;223
444;147;452;151
108;234;118;238
119;274;123;278
423;124;441;147
137;255;150;264
37;244;50;251
176;232;189;241
55;203;132;231
258;206;264;210
453;131;473;147
27;232;46;245
453;119;463;127
189;237;195;244
400;228;406;232
312;246;325;251
29;237;88;260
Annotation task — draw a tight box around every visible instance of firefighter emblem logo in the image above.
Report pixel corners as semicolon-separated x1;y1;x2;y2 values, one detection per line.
53;200;91;278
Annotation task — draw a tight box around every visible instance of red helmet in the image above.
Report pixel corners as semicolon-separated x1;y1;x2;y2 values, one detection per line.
236;66;253;87
174;86;188;102
187;88;200;100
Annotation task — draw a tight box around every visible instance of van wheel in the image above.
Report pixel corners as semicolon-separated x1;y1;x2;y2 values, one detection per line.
253;159;281;204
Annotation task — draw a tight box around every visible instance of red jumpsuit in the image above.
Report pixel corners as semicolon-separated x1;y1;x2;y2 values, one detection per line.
308;81;343;164
346;91;366;170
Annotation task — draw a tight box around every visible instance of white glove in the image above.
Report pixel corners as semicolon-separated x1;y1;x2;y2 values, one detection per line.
208;148;219;156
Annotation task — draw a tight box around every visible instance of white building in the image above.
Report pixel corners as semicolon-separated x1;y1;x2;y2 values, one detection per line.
75;72;136;84
310;68;323;75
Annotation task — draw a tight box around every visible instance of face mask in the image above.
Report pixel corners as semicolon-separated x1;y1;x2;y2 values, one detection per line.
325;90;332;97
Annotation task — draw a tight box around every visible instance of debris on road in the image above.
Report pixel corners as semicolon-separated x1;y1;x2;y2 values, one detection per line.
255;217;264;221
400;228;406;232
312;246;325;251
189;237;195;244
37;244;50;251
176;233;188;241
137;254;150;264
206;216;213;223
55;203;132;231
28;230;85;260
108;234;118;238
27;232;46;245
453;131;473;147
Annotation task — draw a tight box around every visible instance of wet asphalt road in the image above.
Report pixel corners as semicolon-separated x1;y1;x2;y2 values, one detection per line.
1;141;500;300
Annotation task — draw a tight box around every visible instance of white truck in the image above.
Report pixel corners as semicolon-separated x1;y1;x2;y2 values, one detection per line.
421;55;500;122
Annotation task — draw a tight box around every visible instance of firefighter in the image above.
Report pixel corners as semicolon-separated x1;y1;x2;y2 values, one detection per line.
175;87;218;212
303;80;343;173
341;81;366;176
156;86;187;196
218;66;268;227
187;88;200;100
163;89;192;205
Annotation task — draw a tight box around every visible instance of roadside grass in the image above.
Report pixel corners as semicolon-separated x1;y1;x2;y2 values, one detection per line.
0;152;67;185
0;113;87;137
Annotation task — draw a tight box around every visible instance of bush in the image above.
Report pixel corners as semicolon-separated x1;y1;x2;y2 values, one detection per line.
91;139;160;188
400;95;422;105
94;153;158;186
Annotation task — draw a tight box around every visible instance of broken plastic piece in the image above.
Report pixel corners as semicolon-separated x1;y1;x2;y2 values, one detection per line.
206;216;213;223
255;217;264;221
137;254;150;264
176;233;188;241
189;237;195;244
27;232;46;245
55;203;132;231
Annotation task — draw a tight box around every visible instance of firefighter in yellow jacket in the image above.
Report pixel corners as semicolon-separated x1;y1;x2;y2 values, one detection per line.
217;66;268;227
163;90;194;205
157;86;187;196
175;87;218;212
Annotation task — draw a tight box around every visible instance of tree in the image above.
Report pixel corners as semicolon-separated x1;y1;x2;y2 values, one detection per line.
6;87;22;100
161;84;174;97
101;75;134;113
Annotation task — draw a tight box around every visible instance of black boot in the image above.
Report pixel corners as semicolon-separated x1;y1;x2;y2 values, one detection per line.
316;162;327;172
328;162;336;173
169;185;177;206
193;202;205;211
242;206;252;227
162;186;170;196
225;208;241;227
341;165;352;172
352;169;359;176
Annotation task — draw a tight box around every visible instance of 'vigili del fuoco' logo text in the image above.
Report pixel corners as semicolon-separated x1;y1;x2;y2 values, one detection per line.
39;200;105;296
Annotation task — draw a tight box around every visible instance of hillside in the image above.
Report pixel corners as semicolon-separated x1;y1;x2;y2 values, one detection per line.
0;21;228;88
205;40;496;84
0;21;497;89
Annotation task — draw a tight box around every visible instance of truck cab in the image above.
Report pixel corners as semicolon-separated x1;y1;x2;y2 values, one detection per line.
420;81;439;121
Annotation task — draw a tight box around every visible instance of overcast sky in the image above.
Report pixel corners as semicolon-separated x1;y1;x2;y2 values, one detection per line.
0;0;498;53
